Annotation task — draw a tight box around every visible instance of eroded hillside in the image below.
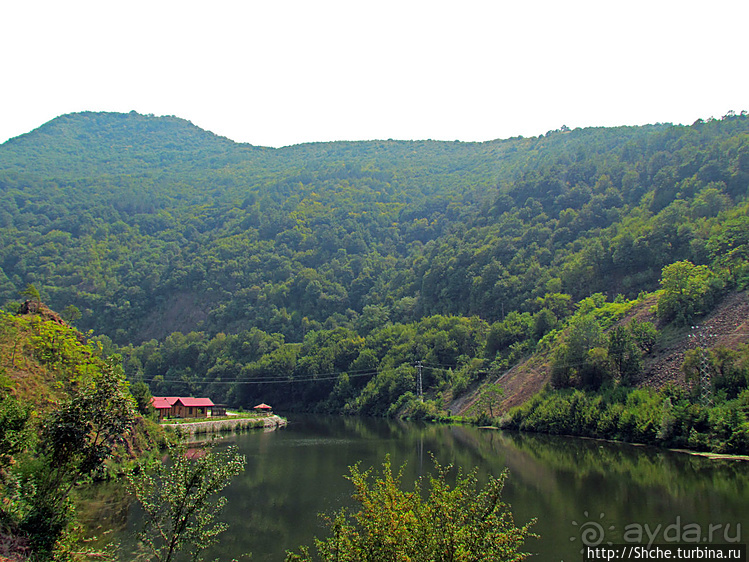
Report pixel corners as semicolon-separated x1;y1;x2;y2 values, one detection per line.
454;291;749;417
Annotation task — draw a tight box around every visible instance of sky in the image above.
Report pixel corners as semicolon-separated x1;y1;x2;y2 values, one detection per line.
1;0;748;148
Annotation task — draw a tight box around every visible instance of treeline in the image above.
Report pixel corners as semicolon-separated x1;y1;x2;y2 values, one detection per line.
121;315;490;417
2;110;749;452
1;112;747;346
502;383;749;455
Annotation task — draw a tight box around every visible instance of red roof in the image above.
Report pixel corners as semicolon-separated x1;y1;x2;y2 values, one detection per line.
151;396;179;409
176;397;215;408
254;403;272;410
151;396;214;409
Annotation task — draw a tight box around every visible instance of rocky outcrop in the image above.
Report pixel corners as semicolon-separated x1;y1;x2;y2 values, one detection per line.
19;300;67;325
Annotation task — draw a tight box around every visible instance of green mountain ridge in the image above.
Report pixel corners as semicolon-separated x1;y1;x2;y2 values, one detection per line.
1;111;748;342
3;111;749;562
1;110;748;427
0;111;260;177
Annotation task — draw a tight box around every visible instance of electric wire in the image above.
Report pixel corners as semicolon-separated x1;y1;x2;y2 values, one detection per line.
134;368;381;386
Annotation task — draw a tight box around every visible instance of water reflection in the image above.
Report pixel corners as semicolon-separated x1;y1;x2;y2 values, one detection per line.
116;416;748;561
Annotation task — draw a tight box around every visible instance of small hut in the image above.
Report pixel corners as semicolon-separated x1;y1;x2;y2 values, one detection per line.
253;403;273;415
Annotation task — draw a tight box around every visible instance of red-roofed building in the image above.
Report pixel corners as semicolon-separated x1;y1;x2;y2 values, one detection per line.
151;396;179;419
151;396;215;419
174;397;215;418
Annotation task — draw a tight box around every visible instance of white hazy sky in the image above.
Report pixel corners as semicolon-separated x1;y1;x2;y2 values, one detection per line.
1;0;747;148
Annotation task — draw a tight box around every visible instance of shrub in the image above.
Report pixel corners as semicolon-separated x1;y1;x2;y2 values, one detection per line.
127;443;246;562
286;456;536;562
657;261;723;325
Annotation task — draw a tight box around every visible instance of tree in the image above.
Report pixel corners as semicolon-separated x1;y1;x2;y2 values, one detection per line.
657;260;721;324
629;319;657;354
130;380;155;417
0;393;31;469
127;443;246;562
20;283;41;303
286;456;536;562
551;314;605;389
22;358;137;553
61;304;82;325
707;216;749;285
580;347;613;390
608;325;643;385
533;308;557;339
475;381;504;421
550;344;572;389
566;314;604;364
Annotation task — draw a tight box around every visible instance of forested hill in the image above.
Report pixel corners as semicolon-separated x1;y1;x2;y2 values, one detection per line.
2;111;749;425
2;111;747;345
0;113;749;343
0;111;264;177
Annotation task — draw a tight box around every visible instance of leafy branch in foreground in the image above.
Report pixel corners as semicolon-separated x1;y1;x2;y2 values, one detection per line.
15;356;137;557
126;443;246;562
286;455;536;562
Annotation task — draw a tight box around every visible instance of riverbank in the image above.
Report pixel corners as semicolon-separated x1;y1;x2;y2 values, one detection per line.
161;414;287;435
154;415;749;561
477;424;749;461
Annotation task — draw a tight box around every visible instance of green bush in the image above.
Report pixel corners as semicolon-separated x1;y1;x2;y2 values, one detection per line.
126;443;246;562
286;456;536;562
505;381;749;455
657;261;723;325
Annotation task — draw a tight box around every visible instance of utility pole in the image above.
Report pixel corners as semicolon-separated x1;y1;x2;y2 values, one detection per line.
689;325;715;407
415;360;423;402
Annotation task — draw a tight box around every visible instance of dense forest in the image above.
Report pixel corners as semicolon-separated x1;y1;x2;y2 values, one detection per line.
2;111;749;447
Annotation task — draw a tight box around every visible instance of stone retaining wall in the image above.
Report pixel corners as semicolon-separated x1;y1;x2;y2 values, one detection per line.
162;415;287;435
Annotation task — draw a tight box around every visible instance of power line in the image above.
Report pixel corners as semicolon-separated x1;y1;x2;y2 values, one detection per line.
136;357;451;392
419;361;458;370
135;369;380;386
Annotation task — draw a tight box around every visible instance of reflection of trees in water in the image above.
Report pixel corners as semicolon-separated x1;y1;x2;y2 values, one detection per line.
306;417;749;503
93;417;748;561
492;430;749;498
73;481;132;545
469;429;749;544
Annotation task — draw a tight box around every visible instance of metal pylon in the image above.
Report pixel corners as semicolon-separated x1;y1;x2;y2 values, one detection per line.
415;360;423;402
689;326;714;407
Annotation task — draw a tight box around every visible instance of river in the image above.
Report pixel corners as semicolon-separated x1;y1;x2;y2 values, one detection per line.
109;415;747;561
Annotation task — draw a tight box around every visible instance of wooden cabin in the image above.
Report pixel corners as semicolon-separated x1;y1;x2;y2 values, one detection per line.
151;396;215;419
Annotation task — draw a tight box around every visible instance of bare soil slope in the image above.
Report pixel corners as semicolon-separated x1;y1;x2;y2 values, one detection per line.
451;291;749;417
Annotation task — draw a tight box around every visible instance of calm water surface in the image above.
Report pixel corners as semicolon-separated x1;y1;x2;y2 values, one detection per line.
116;415;748;561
